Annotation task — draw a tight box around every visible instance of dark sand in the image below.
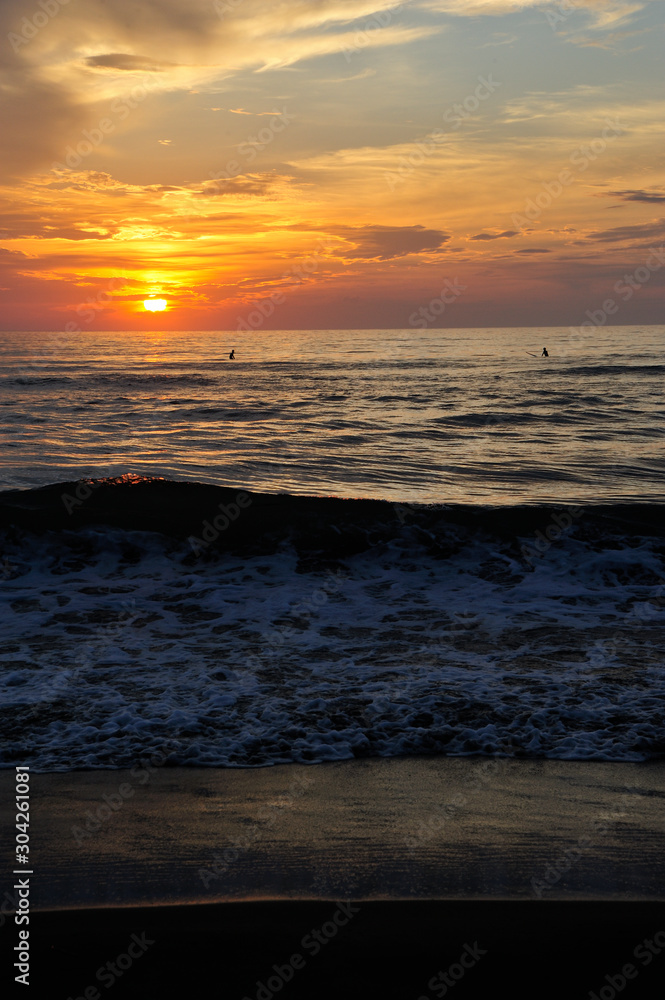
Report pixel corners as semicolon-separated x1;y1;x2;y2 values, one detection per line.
1;758;664;997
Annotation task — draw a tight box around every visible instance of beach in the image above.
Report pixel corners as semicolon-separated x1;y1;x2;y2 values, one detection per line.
2;0;665;987
1;328;664;996
2;759;665;996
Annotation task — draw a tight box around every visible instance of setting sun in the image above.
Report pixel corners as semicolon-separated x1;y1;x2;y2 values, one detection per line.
144;299;167;312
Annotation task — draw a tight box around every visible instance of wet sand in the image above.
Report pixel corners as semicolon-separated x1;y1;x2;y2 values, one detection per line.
1;758;664;997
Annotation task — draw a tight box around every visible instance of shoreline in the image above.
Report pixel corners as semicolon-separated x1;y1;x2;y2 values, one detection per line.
3;757;665;996
2;757;663;911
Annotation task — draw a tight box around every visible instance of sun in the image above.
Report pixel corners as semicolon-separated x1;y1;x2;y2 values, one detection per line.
144;298;167;312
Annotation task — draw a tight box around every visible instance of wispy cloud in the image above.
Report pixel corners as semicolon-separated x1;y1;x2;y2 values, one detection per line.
585;217;665;242
86;54;174;72
470;230;518;240
605;188;665;204
420;0;647;33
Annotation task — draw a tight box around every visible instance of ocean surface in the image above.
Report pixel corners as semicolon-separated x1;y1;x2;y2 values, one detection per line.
1;327;664;769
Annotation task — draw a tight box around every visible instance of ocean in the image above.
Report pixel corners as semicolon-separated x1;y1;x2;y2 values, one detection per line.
1;326;664;769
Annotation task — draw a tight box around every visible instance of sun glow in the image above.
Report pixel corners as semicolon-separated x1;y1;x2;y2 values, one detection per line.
144;299;167;312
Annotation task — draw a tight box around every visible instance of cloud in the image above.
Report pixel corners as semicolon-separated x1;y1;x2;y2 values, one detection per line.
567;27;649;50
197;173;295;198
606;189;665;204
0;0;444;179
0;247;30;261
5;0;441;76
420;0;646;33
0;216;111;239
515;247;551;253
328;224;450;259
477;31;518;47
585;218;665;243
499;84;626;125
225;108;291;116
470;230;518;240
422;0;650;54
420;0;537;12
86;54;173;72
318;68;377;83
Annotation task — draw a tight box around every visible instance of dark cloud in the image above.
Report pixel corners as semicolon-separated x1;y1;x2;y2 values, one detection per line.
515;248;551;253
0;210;114;240
44;228;110;241
86;54;173;72
329;225;450;260
585;218;665;243
2;224;109;241
607;189;665;204
470;230;518;241
197;174;287;198
0;246;29;260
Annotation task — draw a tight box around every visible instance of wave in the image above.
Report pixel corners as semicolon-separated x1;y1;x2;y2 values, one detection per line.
1;476;665;561
1;475;664;539
179;406;284;421
1;477;664;769
565;364;665;377
8;374;214;387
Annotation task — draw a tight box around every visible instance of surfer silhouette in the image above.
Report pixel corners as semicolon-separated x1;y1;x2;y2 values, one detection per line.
229;349;235;360
541;347;549;357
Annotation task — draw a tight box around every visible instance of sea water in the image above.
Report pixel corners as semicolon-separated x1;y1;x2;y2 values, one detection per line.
0;327;663;768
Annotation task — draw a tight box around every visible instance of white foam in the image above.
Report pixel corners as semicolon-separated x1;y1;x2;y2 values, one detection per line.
1;522;663;770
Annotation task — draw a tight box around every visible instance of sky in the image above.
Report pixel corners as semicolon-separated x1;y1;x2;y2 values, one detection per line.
1;0;664;331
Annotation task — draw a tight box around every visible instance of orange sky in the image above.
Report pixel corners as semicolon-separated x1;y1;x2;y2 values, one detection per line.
1;0;664;330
